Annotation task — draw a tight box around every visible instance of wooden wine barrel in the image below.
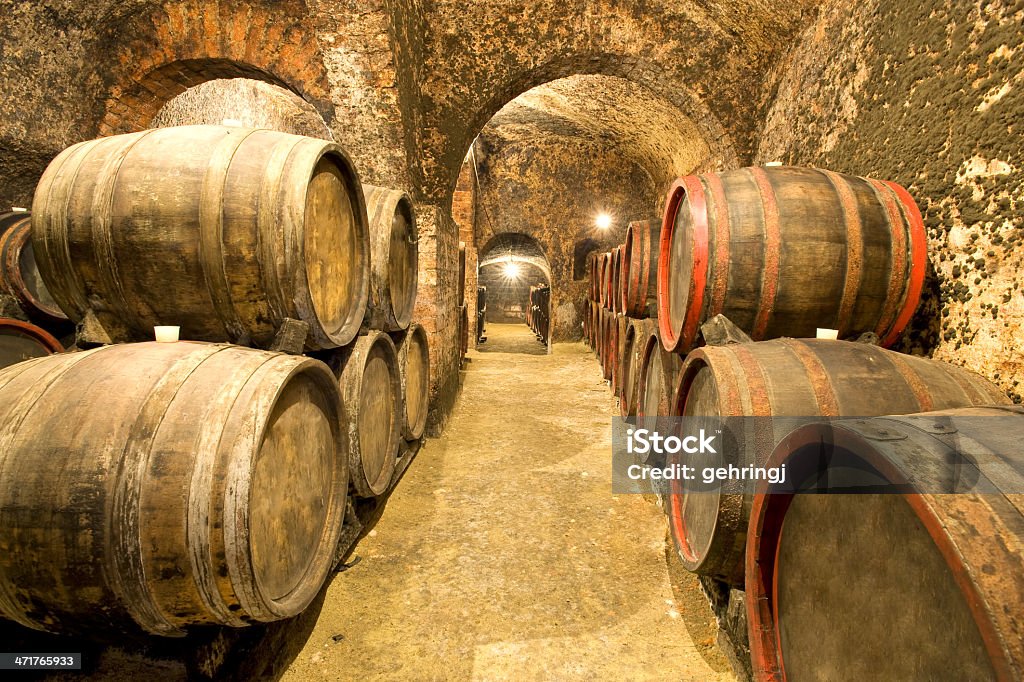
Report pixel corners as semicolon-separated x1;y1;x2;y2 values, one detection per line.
667;338;1009;585
0;318;63;370
658;166;927;352
624;219;660;318
0;341;346;636
362;184;418;331
0;213;68;324
748;406;1024;682
332;332;400;497
636;322;682;441
619;233;633;314
457;242;467;305
601;309;615;381
611;246;623;314
31;125;370;349
619;318;657;417
588;251;600;302
392;323;430;440
601;252;614;310
611;313;628;394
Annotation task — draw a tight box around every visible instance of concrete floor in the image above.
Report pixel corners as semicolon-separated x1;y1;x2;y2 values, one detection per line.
282;324;734;681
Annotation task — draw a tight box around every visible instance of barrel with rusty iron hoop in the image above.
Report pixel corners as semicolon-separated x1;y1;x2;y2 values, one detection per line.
619;318;657;417
636;322;683;442
611;246;623;314
623;219;660;318
0;341;347;636
0;317;63;370
657;166;927;353
0;212;68;325
587;251;600;302
747;406;1024;681
32;125;370;350
667;338;1009;585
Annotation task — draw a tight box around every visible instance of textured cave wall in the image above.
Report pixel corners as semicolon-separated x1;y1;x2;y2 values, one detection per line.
759;0;1024;402
150;78;333;137
474;129;659;342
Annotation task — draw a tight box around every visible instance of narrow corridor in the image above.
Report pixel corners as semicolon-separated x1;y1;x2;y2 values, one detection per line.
284;324;733;681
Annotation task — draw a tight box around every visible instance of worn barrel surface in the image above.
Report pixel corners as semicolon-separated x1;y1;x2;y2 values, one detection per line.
658;166;926;353
668;338;1009;584
32;125;370;349
0;341;346;636
748;406;1024;682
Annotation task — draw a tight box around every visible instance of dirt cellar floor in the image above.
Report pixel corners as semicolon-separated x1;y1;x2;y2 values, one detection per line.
282;324;735;681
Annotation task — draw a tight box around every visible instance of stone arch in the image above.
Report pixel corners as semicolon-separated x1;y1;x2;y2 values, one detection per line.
436;51;740;203
98;0;332;135
479;232;552;282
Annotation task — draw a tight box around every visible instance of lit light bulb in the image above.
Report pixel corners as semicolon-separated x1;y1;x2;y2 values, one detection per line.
595;213;612;230
504;262;521;279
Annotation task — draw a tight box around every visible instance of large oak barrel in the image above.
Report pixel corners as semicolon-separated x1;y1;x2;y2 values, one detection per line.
598;252;610;308
600;309;615;380
619;234;632;314
623;219;660;318
0;318;63;370
601;252;613;310
610;246;623;314
31;125;370;349
668;338;1009;584
611;313;628;394
0;213;68;324
392;323;430;440
587;252;600;302
658;166;926;352
332;332;400;497
0;342;346;636
636;322;682;439
362;185;418;331
619;318;657;418
748;407;1024;681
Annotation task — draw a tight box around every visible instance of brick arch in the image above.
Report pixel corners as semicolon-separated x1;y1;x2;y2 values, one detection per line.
98;0;332;136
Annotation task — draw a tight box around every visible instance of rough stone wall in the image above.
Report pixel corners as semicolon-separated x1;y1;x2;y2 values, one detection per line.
413;204;461;433
150;78;333;137
759;0;1024;401
475;129;659;341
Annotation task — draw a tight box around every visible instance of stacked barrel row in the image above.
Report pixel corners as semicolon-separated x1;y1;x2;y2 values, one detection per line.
586;165;1023;679
0;125;430;639
528;284;551;344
